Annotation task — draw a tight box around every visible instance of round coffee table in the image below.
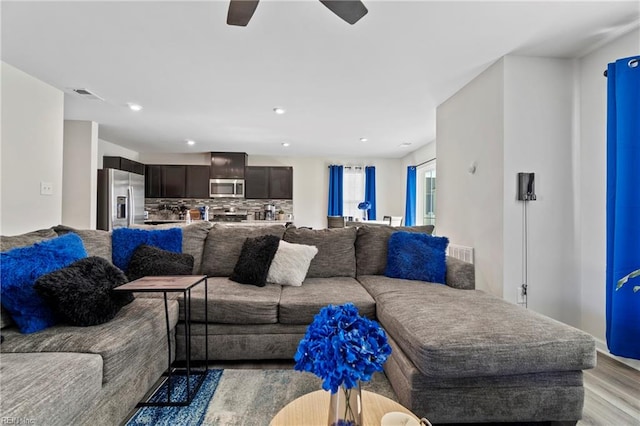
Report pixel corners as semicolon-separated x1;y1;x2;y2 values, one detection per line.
270;389;419;425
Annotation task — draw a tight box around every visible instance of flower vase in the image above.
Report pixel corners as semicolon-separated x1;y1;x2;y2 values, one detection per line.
328;383;362;426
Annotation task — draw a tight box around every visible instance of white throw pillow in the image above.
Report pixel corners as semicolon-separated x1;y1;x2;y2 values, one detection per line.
267;240;318;286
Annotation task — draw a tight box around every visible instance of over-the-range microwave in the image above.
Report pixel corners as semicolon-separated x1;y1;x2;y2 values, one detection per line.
210;178;245;198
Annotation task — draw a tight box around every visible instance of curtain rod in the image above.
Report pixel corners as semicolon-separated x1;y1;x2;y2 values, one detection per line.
415;157;436;168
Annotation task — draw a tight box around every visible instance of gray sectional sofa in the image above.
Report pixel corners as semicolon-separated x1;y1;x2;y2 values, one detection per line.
0;222;596;425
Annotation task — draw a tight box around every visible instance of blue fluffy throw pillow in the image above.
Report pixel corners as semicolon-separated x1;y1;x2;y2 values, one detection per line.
112;227;183;272
384;232;449;284
0;233;88;333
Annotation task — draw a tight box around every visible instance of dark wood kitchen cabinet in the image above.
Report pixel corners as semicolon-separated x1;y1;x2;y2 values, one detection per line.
245;166;270;199
245;166;292;199
185;165;210;198
103;156;145;175
145;165;186;198
145;165;163;198
269;167;293;199
210;152;247;179
161;165;186;198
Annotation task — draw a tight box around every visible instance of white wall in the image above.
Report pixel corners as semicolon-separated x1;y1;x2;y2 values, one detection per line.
579;29;640;345
1;62;64;235
98;139;140;168
436;59;505;298
502;56;579;326
62;120;98;229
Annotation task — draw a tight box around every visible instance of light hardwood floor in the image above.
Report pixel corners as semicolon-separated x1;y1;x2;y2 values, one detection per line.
580;351;640;426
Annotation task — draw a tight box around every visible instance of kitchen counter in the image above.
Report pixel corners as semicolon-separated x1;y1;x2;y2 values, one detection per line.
215;220;291;227
143;219;292;227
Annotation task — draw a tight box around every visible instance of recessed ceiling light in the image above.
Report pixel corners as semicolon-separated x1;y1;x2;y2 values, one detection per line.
360;138;368;142
128;103;143;111
273;107;286;115
399;142;412;148
281;142;290;147
186;139;196;146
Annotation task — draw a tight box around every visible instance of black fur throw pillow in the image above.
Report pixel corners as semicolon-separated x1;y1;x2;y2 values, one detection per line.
127;244;195;282
230;235;281;287
34;256;133;327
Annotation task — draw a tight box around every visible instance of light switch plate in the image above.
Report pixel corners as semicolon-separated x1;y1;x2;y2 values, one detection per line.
40;181;53;195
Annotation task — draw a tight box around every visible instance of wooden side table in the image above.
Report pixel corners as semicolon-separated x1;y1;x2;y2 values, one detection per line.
270;389;420;426
114;275;208;406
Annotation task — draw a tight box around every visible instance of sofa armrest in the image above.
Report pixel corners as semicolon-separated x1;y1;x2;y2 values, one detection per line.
445;256;475;290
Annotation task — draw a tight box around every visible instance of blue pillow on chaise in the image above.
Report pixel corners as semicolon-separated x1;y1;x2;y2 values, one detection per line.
0;233;88;333
384;232;449;284
111;227;183;273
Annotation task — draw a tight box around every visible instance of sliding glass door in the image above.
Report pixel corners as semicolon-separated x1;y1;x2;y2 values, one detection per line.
416;161;436;227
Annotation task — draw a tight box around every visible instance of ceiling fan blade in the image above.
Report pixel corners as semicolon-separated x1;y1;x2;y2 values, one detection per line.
319;0;368;25
227;0;260;26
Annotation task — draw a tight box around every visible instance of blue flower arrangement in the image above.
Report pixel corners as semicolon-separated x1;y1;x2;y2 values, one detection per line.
294;303;392;393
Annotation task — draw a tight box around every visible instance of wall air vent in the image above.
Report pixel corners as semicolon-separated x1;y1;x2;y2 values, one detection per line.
70;88;104;101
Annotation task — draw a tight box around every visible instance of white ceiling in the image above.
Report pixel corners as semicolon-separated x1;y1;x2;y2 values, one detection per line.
2;1;638;158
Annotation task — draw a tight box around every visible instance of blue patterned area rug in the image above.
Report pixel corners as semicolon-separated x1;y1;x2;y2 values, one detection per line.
126;369;396;426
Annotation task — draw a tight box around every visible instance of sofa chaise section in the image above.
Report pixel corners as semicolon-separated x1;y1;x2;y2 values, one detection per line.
358;275;596;423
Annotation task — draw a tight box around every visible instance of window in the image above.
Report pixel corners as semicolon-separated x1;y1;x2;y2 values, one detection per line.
343;166;365;220
416;161;436;226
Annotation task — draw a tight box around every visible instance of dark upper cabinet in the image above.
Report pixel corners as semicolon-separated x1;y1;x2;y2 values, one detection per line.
103;156;145;175
163;165;186;198
245;166;293;199
145;165;186;198
145;165;163;198
185;165;210;198
269;167;293;199
210;152;247;179
245;166;269;199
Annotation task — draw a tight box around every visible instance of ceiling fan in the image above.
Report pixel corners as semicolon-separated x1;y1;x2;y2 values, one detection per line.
227;0;368;26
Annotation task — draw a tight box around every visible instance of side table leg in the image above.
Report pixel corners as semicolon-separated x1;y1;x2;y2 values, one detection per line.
205;277;209;369
185;288;191;400
163;292;172;404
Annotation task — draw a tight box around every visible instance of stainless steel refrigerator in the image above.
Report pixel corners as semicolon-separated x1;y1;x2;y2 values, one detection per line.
97;168;145;231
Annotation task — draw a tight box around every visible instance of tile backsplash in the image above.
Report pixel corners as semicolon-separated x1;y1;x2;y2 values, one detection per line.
145;198;293;219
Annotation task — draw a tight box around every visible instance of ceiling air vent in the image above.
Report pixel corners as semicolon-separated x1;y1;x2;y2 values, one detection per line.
70;88;104;101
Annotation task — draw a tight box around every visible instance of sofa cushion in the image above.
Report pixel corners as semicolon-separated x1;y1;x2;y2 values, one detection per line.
0;297;179;384
267;241;318;286
53;225;112;260
111;227;182;272
279;277;376;324
133;221;212;274
34;256;133;326
0;234;88;333
201;225;285;277
283;227;357;278
127;244;194;282
180;277;282;324
385;232;449;284
355;225;434;276
0;352;103;426
369;277;596;378
230;235;281;287
0;228;57;252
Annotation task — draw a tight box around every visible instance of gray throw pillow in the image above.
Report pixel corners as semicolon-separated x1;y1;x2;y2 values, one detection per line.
283;227;357;278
